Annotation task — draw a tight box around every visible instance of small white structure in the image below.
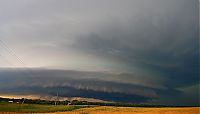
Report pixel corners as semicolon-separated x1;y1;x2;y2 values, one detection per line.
8;101;13;103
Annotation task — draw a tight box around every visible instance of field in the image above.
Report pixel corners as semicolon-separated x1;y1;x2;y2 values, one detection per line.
0;103;87;113
0;103;199;114
58;106;199;114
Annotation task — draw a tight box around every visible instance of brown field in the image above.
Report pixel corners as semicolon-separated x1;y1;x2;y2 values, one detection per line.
1;106;199;114
55;107;199;114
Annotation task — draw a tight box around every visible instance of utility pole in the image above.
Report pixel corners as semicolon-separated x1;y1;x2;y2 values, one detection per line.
55;90;59;105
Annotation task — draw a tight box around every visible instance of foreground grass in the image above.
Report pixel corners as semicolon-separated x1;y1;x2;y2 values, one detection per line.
0;102;87;113
56;106;200;114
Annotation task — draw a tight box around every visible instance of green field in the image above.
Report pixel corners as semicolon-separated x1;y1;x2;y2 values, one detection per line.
0;102;87;113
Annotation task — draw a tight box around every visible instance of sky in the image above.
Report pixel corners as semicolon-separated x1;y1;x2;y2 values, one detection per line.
0;0;199;106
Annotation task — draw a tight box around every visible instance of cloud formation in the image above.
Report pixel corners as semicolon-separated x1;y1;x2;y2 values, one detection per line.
0;68;199;105
0;0;199;105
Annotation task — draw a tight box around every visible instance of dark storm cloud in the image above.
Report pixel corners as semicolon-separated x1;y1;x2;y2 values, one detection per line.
0;68;155;103
74;0;199;89
66;0;199;105
0;68;199;105
0;0;199;106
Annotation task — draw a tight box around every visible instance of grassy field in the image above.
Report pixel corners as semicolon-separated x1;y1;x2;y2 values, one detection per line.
0;102;87;113
0;103;199;114
56;106;200;114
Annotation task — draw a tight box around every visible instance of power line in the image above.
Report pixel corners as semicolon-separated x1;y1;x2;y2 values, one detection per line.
0;54;16;67
0;39;43;102
0;39;37;78
0;40;26;66
0;40;35;78
0;46;33;89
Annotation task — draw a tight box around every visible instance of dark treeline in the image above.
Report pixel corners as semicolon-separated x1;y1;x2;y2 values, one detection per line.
0;97;69;105
71;100;196;107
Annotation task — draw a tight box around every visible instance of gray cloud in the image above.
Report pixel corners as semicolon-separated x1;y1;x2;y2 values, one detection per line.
0;68;156;102
73;0;199;89
0;68;198;105
0;68;197;105
0;68;158;97
0;0;199;106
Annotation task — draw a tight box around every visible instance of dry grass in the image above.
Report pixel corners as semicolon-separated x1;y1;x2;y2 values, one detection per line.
0;106;199;114
55;106;200;114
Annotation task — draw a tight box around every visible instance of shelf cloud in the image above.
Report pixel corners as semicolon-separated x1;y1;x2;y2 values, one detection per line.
0;0;199;106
